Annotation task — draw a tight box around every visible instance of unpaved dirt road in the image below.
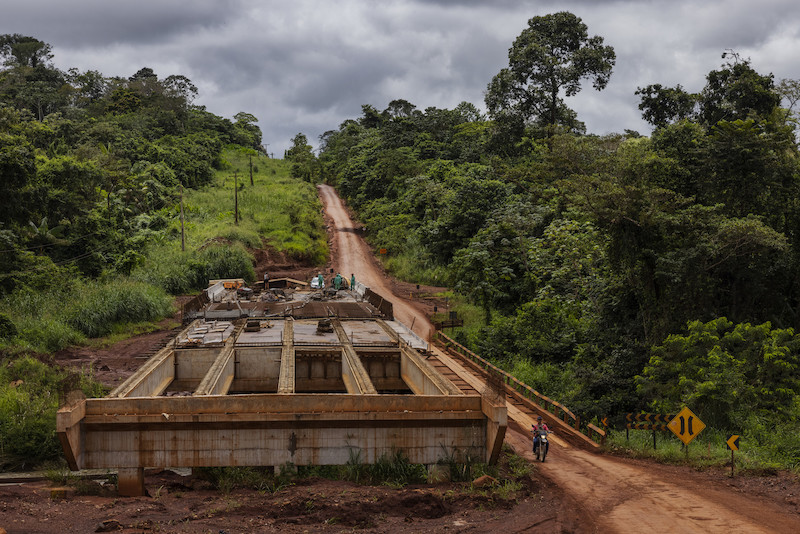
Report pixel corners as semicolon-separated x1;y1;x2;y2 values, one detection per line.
320;184;800;533
320;184;433;341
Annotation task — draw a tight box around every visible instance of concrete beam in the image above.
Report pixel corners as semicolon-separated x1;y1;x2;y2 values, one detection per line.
108;320;200;398
482;395;508;465
332;319;377;395
56;396;86;471
194;322;243;396
63;394;486;475
117;467;145;497
277;319;295;394
429;347;508;465
375;318;401;343
376;319;460;395
400;345;462;396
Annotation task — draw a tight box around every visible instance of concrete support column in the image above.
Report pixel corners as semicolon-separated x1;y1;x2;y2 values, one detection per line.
117;467;145;497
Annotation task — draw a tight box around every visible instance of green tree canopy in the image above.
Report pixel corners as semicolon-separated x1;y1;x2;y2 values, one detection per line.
636;84;697;128
0;34;53;68
485;11;615;134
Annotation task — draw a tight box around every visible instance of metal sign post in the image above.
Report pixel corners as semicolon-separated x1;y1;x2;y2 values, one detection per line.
667;407;706;457
726;435;740;477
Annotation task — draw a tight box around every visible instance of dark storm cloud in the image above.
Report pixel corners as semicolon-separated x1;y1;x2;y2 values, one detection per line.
3;0;800;153
0;0;241;47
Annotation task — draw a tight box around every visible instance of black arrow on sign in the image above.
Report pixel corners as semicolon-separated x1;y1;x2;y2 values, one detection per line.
677;415;694;435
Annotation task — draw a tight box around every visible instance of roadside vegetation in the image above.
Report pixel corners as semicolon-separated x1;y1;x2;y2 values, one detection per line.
192;445;531;503
297;14;800;470
0;34;326;469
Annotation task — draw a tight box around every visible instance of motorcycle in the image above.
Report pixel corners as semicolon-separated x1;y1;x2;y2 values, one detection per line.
532;428;550;462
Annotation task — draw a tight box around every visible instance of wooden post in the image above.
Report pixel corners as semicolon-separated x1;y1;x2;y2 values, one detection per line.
731;449;735;477
234;171;239;225
180;183;185;252
249;154;254;186
653;428;657;450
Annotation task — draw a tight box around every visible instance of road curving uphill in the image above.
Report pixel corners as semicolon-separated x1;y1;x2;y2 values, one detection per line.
319;183;800;534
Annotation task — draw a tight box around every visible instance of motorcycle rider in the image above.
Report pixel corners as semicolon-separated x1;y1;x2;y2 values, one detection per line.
532;416;550;455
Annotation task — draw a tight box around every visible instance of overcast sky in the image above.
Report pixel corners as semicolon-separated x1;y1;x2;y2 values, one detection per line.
4;0;800;155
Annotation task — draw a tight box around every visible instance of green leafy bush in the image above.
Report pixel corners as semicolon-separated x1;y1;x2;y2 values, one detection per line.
134;243;255;295
0;356;105;470
0;279;172;353
638;318;800;428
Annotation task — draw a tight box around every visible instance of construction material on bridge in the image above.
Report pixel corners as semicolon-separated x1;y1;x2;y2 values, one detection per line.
58;281;506;496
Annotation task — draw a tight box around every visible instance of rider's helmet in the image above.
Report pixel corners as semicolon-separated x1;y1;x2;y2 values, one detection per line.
537;416;542;422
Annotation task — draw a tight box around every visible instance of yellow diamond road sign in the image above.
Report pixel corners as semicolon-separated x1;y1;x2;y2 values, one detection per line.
667;406;706;445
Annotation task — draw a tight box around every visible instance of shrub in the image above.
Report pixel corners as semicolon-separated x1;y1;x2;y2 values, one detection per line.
0;356;105;470
134;243;255;295
63;279;173;338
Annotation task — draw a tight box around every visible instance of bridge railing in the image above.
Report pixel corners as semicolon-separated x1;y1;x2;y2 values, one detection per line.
435;332;606;445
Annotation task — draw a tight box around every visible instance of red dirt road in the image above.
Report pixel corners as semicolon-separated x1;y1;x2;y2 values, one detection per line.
320;184;433;341
320;184;800;533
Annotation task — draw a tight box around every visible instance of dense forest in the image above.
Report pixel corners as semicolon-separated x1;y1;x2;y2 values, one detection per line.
0;33;328;468
288;13;800;465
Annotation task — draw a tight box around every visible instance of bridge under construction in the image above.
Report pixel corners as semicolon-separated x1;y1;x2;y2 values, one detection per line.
57;281;507;496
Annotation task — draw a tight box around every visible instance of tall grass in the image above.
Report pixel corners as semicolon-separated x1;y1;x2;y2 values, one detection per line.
0;279;173;353
0;356;106;470
133;243;256;295
381;251;450;286
177;151;328;264
63;279;173;338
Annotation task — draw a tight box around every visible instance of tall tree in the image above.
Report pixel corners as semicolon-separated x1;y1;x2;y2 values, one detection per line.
0;34;53;68
485;12;615;134
699;53;780;126
635;84;697;127
286;133;316;182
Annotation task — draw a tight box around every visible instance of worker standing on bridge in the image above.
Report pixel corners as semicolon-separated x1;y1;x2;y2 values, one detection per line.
532;416;550;455
334;273;343;290
350;273;356;290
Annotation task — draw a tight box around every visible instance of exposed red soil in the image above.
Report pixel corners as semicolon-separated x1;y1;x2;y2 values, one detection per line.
250;241;322;284
1;468;567;534
52;315;184;390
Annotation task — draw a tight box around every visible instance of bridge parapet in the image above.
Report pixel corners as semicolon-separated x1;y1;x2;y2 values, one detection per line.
435;332;606;447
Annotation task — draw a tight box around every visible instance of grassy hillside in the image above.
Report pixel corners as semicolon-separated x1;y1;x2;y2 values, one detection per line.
181;149;327;262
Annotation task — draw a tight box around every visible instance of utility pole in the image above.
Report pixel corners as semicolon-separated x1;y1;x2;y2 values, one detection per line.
264;144;270;158
234;171;239;225
180;182;185;252
249;155;254;186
